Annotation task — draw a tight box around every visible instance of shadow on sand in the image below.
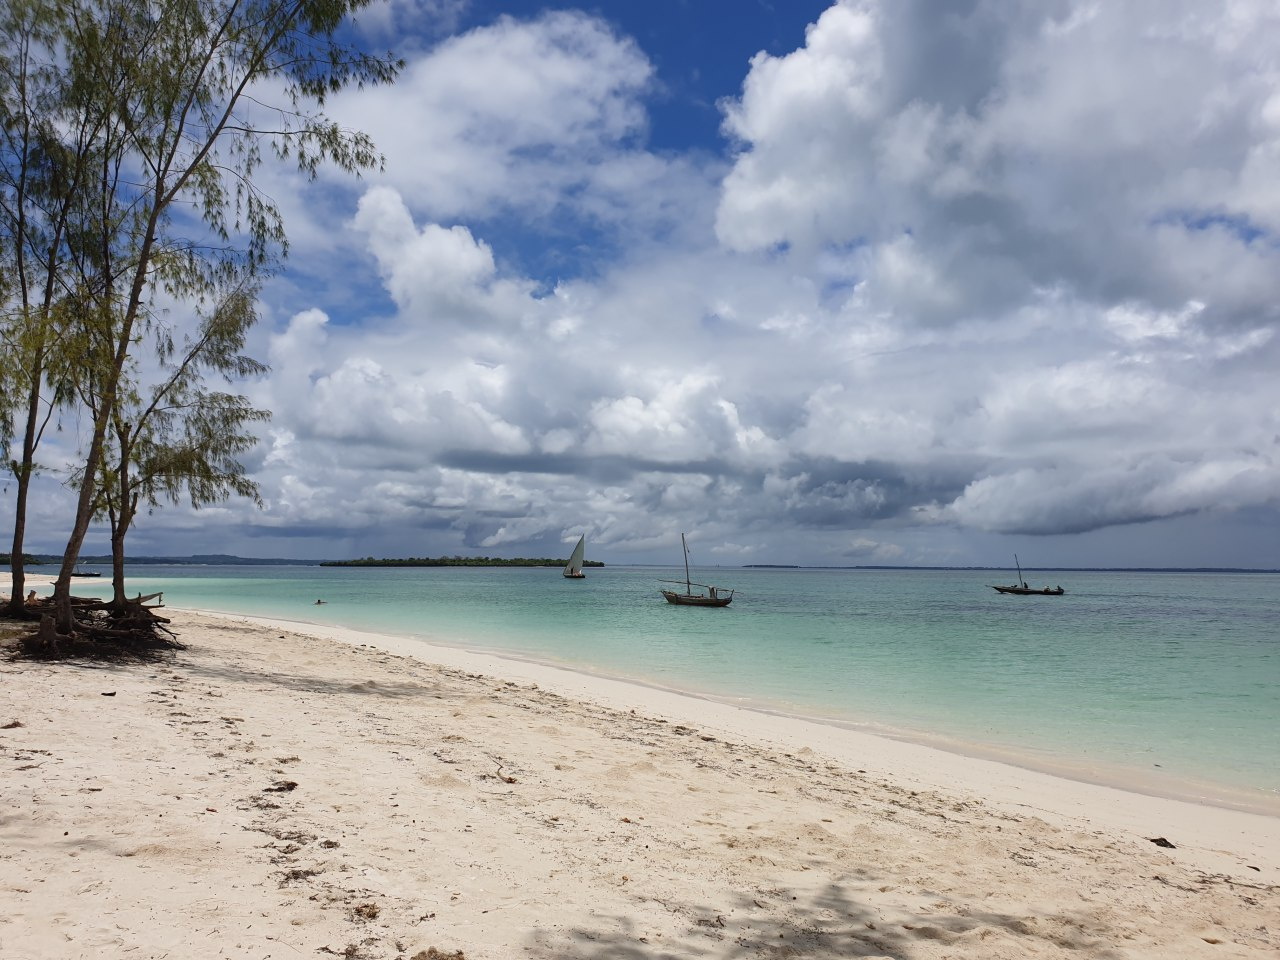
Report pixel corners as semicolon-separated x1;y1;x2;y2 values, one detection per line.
533;876;1125;959
176;643;447;701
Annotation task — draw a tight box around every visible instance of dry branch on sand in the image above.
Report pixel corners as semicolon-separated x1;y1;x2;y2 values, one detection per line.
10;593;181;661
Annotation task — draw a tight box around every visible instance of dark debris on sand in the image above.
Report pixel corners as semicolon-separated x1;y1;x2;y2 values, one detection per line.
4;593;181;663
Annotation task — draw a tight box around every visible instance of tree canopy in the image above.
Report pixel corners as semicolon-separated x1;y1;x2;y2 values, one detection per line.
1;0;401;649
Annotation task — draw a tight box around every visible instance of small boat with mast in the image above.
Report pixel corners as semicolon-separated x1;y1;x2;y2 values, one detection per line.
563;534;587;579
659;532;734;607
991;554;1064;595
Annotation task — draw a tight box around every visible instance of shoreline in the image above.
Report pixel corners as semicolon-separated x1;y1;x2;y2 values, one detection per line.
207;605;1280;820
2;600;1278;958
26;567;1279;812
14;568;1280;815
228;611;1280;871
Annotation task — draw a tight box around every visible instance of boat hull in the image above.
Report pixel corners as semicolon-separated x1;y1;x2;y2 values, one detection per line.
661;589;733;607
563;572;586;579
991;585;1064;595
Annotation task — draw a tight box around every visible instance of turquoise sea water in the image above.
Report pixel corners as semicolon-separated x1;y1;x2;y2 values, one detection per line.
66;564;1279;809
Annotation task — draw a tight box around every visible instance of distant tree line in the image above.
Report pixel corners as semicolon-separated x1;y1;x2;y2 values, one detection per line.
0;553;42;566
322;556;606;568
1;0;400;645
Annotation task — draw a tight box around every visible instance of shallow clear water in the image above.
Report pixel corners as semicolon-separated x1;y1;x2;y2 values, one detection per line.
69;564;1279;804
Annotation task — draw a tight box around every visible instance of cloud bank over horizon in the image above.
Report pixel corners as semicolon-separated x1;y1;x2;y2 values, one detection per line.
12;1;1280;568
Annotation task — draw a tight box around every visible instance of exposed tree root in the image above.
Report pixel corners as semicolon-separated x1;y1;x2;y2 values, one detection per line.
8;595;183;662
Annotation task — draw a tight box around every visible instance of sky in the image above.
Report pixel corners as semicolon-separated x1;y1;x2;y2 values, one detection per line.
10;0;1280;568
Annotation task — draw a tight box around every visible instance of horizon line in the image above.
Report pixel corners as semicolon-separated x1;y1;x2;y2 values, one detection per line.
21;554;1280;574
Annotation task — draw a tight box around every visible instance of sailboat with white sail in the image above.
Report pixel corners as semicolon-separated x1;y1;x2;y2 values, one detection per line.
563;535;587;579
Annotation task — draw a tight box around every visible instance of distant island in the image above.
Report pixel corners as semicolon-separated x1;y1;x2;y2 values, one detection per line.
4;553;311;566
5;553;1272;573
0;553;45;566
320;556;606;568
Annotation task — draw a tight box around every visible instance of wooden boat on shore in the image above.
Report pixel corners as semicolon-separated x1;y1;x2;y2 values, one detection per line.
990;555;1063;595
562;535;587;579
659;533;734;607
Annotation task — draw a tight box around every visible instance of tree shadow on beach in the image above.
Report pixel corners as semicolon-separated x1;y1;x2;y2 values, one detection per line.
528;872;1128;960
177;655;448;702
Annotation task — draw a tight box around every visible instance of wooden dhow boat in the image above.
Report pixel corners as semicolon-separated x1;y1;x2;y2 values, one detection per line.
659;533;734;607
990;555;1064;595
563;535;587;579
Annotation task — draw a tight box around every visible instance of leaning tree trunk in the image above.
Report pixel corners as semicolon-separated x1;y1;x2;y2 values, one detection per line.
53;363;121;633
53;184;158;633
53;465;103;634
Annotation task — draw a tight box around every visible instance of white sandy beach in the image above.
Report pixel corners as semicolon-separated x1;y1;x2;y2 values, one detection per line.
2;577;1277;959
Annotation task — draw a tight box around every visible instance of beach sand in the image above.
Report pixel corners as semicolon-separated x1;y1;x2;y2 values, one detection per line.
1;585;1277;959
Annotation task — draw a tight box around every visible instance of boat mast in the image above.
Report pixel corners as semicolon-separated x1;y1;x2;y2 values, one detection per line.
1014;553;1024;588
682;532;691;593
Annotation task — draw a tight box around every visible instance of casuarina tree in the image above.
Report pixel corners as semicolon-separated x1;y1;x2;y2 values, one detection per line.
2;0;399;641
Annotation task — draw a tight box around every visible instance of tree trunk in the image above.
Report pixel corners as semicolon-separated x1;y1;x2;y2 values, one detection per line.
109;494;134;611
36;614;61;657
6;472;32;617
53;400;113;633
110;529;126;610
5;366;44;618
53;372;119;632
53;167;159;633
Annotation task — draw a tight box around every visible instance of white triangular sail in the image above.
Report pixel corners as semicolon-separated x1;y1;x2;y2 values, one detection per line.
563;535;586;577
